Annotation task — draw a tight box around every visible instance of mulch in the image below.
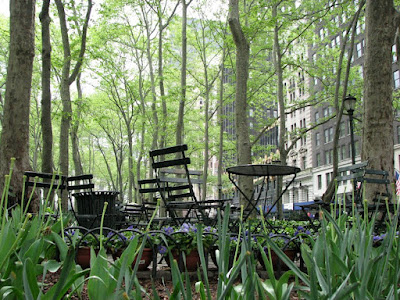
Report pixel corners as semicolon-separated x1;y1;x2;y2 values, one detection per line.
40;268;302;299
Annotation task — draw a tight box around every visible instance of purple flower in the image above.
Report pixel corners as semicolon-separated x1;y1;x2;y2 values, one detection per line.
158;245;167;255
162;226;174;236
373;235;382;242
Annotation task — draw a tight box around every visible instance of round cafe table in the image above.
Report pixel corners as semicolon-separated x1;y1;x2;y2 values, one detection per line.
226;164;300;228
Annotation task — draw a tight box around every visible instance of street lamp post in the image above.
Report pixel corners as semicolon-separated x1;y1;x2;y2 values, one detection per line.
344;94;357;196
344;94;357;165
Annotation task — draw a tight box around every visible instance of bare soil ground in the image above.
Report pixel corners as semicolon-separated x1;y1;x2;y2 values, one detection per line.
41;267;302;299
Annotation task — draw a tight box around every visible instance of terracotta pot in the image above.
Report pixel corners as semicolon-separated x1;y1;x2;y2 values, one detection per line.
112;248;153;271
258;249;297;271
167;249;201;272
76;247;99;269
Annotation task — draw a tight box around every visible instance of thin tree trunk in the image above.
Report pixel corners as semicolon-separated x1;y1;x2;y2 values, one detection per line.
55;0;92;210
273;3;286;219
217;47;226;201
228;0;253;206
176;0;191;146
322;2;363;203
141;5;159;153
71;74;84;175
40;0;53;175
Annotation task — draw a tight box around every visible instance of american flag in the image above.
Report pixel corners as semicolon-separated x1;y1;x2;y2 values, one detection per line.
395;169;400;196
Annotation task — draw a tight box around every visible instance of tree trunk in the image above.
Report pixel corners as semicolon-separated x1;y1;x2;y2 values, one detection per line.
141;4;159;154
272;3;286;219
176;0;190;146
40;0;53;175
159;22;167;150
202;67;210;202
55;0;92;210
71;74;84;175
152;0;179;150
217;47;226;201
362;0;400;202
322;3;363;203
228;0;253;207
0;0;36;211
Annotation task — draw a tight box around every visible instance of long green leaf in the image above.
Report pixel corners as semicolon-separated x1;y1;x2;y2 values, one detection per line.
217;251;248;300
45;247;76;299
22;258;39;300
265;234;310;286
196;225;212;300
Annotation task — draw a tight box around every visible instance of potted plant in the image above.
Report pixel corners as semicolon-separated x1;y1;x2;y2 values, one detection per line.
160;223;217;271
257;233;299;271
75;231;102;269
107;228;154;271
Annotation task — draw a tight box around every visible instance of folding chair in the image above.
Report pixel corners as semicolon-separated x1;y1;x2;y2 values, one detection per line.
24;171;68;218
149;144;206;225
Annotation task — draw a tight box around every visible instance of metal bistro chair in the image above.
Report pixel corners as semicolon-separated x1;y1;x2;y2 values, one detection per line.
149;144;206;226
24;171;68;218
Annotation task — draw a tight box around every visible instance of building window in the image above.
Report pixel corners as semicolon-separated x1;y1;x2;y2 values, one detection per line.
340;144;347;160
301;135;307;146
302;156;307;170
393;44;398;62
356;42;363;58
324;127;333;143
354;140;360;157
315;111;320;123
315;132;320;146
339;122;345;137
356;23;362;35
319;28;325;39
397;126;400;144
394;70;400;89
325;149;333;164
316;153;321;167
318;174;322;189
326;172;332;187
323;106;333;117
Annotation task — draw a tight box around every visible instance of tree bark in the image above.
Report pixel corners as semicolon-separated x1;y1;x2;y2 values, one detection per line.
322;1;364;203
141;4;159;155
40;0;53;175
362;0;400;202
154;0;179;149
176;0;190;146
71;74;84;175
0;0;36;211
55;0;92;210
217;47;226;201
272;3;286;219
228;0;253;206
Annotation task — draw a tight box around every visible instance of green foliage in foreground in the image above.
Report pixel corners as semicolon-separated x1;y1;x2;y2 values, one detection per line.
1;197;400;299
